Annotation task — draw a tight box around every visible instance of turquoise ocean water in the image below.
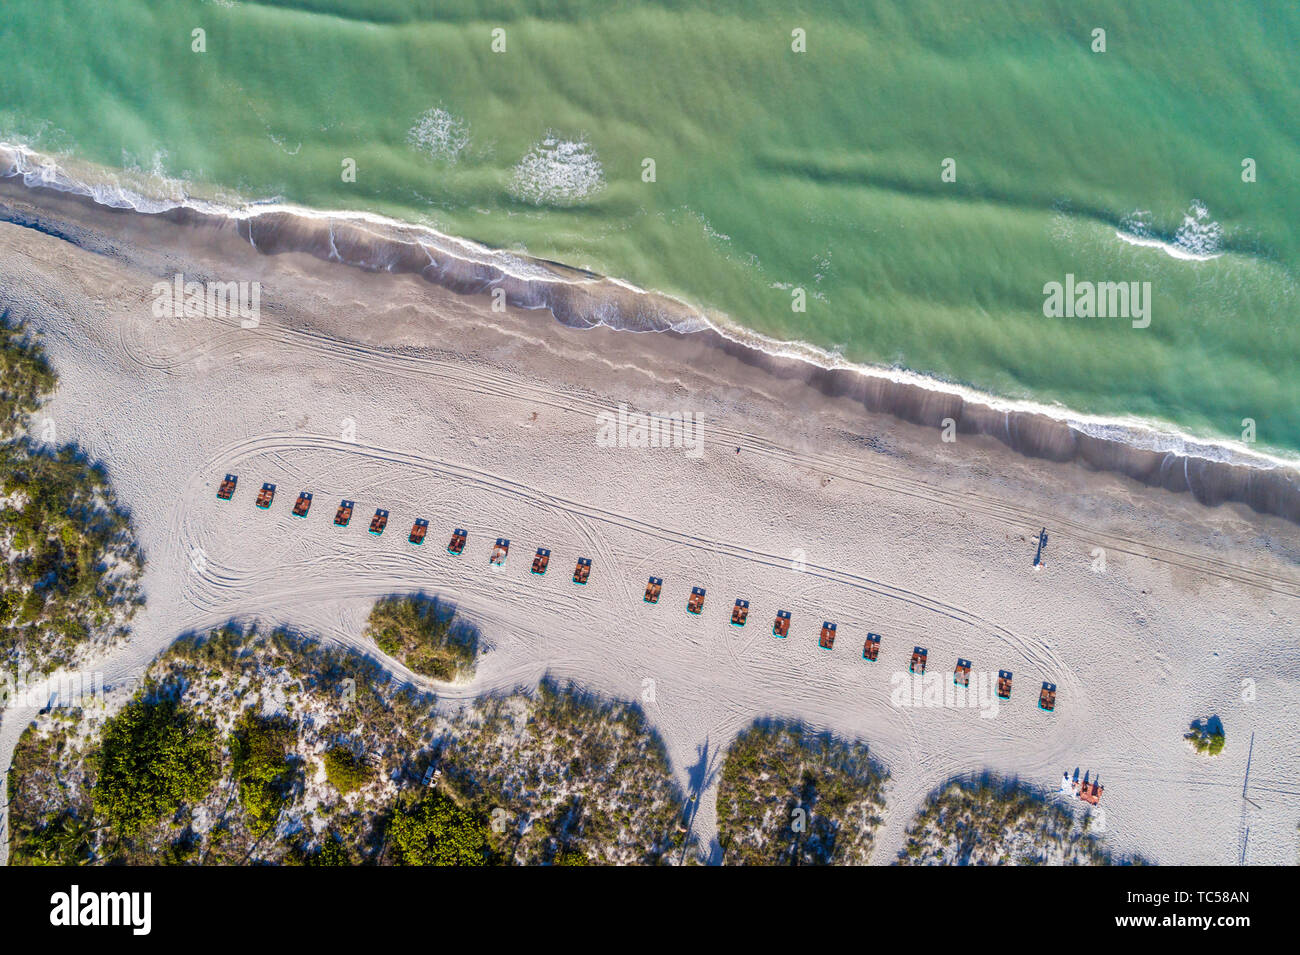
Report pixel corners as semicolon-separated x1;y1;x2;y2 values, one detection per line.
2;0;1297;458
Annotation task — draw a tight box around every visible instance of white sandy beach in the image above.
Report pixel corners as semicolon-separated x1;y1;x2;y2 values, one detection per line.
1;187;1298;865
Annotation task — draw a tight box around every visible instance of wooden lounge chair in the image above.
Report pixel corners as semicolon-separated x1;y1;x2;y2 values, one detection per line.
217;474;238;500
954;658;972;687
447;528;468;555
997;670;1013;700
573;557;592;585
687;586;706;615
910;646;928;674
334;500;354;527
1038;681;1057;712
489;538;509;565
819;622;836;649
369;509;389;536
730;599;749;627
292;491;313;518
255;483;276;509
531;548;551;575
862;632;881;661
773;609;791;638
409;519;429;545
644;577;663;604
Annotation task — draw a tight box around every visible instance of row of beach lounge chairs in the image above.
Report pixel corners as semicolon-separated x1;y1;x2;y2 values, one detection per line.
219;472;1057;711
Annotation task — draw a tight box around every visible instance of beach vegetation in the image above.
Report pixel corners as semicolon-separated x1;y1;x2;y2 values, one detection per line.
0;314;142;675
897;776;1148;865
93;694;219;838
0;313;56;438
229;712;298;835
1185;717;1226;756
8;627;687;865
715;720;888;865
323;744;371;794
387;789;492;866
366;593;478;681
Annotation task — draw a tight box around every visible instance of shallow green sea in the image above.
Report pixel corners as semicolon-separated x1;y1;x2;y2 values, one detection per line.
2;1;1297;455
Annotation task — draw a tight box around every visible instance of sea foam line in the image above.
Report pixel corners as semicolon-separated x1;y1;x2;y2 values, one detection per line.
2;140;1296;473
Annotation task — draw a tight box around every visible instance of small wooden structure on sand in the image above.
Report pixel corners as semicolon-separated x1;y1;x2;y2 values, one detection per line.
862;632;881;661
573;557;592;585
773;609;791;638
819;622;837;650
997;670;1013;700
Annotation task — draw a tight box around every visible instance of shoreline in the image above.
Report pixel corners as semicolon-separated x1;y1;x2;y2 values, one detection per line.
4;141;1300;525
2;166;1298;866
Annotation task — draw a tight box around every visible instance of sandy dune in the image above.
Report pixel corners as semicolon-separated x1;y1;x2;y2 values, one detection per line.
1;190;1297;864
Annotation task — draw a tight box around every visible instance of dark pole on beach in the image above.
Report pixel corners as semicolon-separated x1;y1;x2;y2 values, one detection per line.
1033;528;1048;567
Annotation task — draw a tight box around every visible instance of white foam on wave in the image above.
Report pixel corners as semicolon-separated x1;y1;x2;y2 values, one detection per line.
508;133;605;206
695;309;1300;471
406;107;470;164
1116;202;1224;261
3;140;1296;473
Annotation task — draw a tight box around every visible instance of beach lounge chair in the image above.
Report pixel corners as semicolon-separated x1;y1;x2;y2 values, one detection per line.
255;483;276;509
910;647;928;674
644;577;663;604
687;586;706;615
447;528;467;555
217;474;238;501
292;491;313;518
573;557;592;585
997;670;1013;700
819;622;836;650
409;518;429;545
531;548;551;575
1038;681;1057;712
954;658;972;687
490;538;510;565
369;509;389;536
334;500;354;527
862;632;881;661
730;599;749;627
773;609;791;638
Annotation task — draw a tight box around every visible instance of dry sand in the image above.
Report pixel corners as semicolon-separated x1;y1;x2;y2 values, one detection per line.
1;184;1298;865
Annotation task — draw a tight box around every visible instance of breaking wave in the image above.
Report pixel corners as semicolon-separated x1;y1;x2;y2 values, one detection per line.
406;107;471;163
508;133;605;206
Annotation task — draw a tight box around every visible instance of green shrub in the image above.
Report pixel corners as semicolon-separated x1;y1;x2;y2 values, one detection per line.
0;315;57;439
323;745;371;794
229;713;297;835
0;315;142;674
388;790;492;866
93;696;218;837
366;594;477;681
1186;720;1226;756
